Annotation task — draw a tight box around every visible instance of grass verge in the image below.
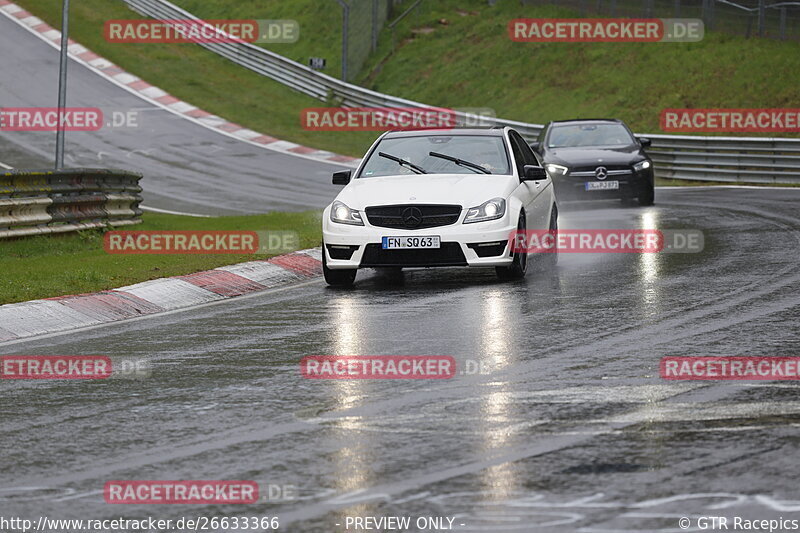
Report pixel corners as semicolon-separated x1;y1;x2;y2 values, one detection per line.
0;211;322;305
360;1;800;135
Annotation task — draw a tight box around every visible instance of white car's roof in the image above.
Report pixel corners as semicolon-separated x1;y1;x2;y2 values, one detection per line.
382;128;506;139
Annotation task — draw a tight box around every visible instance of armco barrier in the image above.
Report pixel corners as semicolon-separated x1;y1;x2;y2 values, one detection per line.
642;133;800;184
0;168;143;239
122;0;800;184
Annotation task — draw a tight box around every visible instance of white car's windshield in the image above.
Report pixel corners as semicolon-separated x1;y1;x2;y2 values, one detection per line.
548;123;635;148
359;135;510;177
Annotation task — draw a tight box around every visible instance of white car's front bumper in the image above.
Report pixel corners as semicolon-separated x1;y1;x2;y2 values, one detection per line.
322;206;516;270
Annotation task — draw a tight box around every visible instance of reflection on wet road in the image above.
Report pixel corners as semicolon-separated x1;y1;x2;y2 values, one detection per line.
1;187;799;532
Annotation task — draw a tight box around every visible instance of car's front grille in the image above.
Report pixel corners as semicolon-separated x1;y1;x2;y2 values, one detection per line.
360;243;467;267
365;204;462;229
570;164;632;177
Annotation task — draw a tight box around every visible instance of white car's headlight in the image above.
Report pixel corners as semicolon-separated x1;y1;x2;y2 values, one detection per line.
330;200;364;226
546;163;568;176
463;198;506;224
634;160;652;172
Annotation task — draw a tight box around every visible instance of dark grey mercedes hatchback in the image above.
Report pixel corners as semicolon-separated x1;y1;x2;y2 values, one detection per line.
532;118;655;205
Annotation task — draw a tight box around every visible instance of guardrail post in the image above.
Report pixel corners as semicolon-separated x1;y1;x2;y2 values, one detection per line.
707;0;714;30
758;0;766;37
674;0;680;18
55;0;70;170
372;0;379;52
701;0;708;28
334;0;349;82
780;7;787;39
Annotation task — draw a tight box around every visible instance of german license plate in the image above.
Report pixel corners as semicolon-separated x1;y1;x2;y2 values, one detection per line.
586;180;619;191
382;236;441;249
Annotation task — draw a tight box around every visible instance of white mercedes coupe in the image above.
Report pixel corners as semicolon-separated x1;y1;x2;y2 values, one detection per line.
322;127;558;286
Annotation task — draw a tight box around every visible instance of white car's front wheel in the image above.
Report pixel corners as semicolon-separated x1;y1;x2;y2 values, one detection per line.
323;245;357;287
496;212;527;281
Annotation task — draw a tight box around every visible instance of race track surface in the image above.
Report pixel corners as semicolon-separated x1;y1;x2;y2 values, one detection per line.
0;13;347;215
2;187;799;532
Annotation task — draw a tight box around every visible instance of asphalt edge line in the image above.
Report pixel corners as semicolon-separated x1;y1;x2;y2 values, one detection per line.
139;205;212;217
0;247;323;346
0;1;360;169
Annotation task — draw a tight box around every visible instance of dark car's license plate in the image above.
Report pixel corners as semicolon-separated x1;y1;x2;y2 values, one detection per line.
586;180;619;191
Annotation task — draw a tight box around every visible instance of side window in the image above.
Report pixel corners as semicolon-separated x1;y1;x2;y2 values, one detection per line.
510;131;540;168
519;133;542;166
508;134;526;177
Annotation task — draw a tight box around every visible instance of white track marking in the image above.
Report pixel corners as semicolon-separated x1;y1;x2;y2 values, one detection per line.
139;204;212;217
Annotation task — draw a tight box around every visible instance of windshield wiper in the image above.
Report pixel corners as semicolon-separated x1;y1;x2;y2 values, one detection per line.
428;151;491;174
378;152;427;174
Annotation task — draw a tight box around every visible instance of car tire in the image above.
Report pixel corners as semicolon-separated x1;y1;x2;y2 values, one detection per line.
545;206;559;269
638;181;655;206
323;245;356;287
496;212;528;281
529;206;559;272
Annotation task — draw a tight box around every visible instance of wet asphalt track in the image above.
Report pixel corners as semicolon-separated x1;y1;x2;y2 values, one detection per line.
2;187;799;532
0;13;347;215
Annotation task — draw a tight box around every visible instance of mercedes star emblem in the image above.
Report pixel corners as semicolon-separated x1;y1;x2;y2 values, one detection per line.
402;207;423;228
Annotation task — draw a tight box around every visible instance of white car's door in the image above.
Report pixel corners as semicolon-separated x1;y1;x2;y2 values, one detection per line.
508;131;552;230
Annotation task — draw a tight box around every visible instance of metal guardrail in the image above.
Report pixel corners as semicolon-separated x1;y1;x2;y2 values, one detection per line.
641;133;800;183
123;0;800;184
0;168;143;239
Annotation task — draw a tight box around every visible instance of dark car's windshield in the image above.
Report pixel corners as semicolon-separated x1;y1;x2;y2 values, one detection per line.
547;123;635;148
359;135;510;177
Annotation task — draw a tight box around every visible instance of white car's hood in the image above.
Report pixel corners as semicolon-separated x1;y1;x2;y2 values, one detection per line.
336;173;518;209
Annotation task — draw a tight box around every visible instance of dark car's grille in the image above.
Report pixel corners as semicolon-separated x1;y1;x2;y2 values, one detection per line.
360;243;467;267
569;163;633;178
571;164;631;173
365;204;461;229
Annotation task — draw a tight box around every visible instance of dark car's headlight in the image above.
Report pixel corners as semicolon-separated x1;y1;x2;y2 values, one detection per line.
545;163;568;177
330;200;363;226
633;160;652;172
463;198;506;224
